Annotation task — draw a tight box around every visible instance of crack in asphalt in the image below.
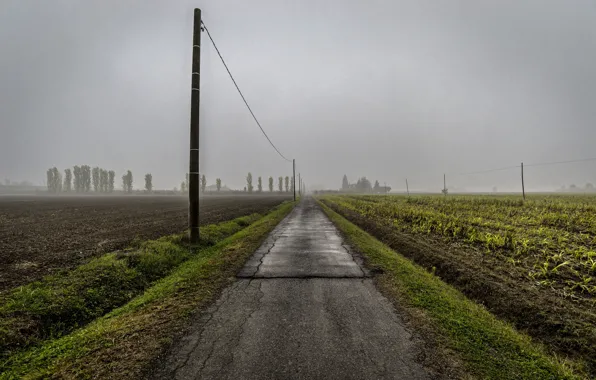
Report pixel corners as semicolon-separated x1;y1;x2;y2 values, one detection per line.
251;240;277;277
242;217;293;278
171;281;247;378
189;279;258;379
196;279;265;379
223;280;266;376
251;275;365;279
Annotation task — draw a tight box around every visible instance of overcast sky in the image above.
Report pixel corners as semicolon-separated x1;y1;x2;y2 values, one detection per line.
1;0;595;192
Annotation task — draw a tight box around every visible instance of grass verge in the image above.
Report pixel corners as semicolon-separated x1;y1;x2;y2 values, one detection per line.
0;201;294;379
0;214;262;360
319;201;585;380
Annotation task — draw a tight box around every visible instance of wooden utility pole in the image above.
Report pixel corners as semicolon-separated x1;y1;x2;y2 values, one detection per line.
521;162;526;200
293;159;296;201
189;9;201;243
406;178;410;197
443;173;447;196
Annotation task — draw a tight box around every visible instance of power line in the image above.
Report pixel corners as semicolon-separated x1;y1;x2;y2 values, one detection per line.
524;157;596;168
451;157;596;177
201;21;292;162
454;165;520;177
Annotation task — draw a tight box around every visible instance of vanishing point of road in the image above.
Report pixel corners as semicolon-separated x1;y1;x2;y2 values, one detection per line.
156;197;431;379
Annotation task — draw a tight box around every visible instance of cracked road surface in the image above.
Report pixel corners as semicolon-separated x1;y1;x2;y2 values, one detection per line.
155;197;430;380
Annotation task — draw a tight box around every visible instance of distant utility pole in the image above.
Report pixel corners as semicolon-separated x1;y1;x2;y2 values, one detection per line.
521;162;526;200
406;178;410;197
299;173;301;197
443;173;447;196
189;8;202;244
293;159;296;201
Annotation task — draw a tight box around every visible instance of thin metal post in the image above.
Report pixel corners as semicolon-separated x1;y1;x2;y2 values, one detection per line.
189;9;201;243
521;162;526;200
293;159;296;201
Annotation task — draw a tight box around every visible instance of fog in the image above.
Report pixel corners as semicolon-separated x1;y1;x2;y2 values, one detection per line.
1;0;595;193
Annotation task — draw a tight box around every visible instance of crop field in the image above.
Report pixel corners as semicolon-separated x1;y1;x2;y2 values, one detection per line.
320;194;596;375
0;195;290;293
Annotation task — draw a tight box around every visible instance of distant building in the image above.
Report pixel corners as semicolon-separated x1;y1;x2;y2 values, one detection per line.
205;184;231;192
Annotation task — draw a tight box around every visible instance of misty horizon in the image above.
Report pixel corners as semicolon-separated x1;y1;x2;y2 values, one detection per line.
2;1;595;193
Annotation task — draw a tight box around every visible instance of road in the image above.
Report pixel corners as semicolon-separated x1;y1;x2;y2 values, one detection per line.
156;197;430;379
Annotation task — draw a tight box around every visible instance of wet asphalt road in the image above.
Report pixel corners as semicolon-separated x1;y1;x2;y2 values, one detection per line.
155;197;430;380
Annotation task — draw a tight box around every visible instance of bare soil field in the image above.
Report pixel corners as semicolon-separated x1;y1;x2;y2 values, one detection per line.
0;195;290;293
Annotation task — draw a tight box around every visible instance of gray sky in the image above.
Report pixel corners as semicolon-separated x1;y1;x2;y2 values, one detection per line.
1;0;596;192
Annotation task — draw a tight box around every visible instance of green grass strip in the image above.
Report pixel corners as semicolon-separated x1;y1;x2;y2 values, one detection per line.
319;201;584;380
0;213;262;361
0;201;295;379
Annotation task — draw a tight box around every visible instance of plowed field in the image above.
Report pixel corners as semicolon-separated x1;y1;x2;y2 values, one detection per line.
0;195;290;293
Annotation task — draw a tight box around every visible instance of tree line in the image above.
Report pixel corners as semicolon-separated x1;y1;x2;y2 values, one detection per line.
247;173;293;193
46;167;154;193
177;173;294;194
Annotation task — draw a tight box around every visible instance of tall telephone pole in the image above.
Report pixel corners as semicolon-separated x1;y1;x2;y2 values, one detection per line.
293;159;296;201
189;9;202;243
299;173;301;197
